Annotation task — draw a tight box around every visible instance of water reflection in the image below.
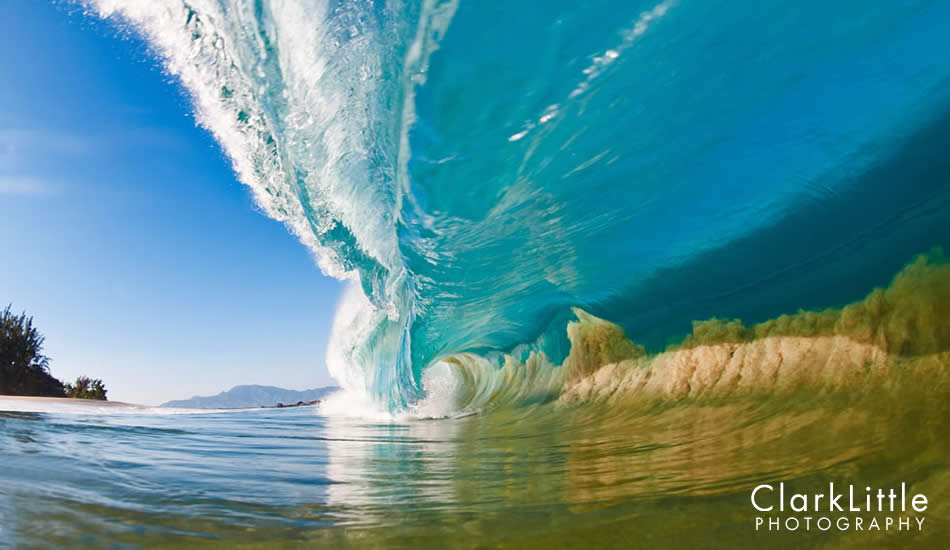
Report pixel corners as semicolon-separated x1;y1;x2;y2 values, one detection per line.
323;416;464;512
2;377;949;548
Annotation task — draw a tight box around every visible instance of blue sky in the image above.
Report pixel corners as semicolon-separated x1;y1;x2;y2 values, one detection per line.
0;1;342;405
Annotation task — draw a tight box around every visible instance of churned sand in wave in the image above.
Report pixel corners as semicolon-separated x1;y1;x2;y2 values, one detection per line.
559;250;950;404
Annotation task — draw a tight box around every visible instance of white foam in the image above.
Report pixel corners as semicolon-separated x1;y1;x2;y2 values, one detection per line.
316;361;464;421
316;387;395;421
405;361;467;419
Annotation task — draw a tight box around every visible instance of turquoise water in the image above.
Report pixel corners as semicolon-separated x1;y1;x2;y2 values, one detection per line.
3;0;950;547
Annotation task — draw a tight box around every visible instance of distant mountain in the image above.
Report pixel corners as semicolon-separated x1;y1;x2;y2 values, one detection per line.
161;385;338;409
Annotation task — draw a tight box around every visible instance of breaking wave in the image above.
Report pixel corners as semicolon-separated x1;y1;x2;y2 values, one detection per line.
87;0;950;413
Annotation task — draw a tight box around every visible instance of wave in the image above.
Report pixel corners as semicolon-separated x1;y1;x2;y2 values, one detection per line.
365;250;948;417
88;0;950;412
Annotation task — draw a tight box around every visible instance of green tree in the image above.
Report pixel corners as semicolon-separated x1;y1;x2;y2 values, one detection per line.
65;376;108;400
0;304;66;397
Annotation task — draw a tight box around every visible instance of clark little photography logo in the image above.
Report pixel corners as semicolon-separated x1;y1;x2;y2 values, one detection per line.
752;483;927;533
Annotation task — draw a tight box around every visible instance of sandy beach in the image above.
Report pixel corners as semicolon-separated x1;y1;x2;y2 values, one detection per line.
0;395;146;408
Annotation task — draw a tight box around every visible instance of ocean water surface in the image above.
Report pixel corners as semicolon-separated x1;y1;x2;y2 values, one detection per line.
2;381;948;549
3;0;950;547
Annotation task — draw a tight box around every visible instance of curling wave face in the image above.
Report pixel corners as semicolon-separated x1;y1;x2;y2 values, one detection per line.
88;0;950;411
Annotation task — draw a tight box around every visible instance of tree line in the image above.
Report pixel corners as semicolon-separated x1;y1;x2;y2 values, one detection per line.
0;305;107;400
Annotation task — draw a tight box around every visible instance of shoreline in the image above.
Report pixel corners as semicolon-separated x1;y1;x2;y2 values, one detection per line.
0;395;147;408
0;395;322;411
